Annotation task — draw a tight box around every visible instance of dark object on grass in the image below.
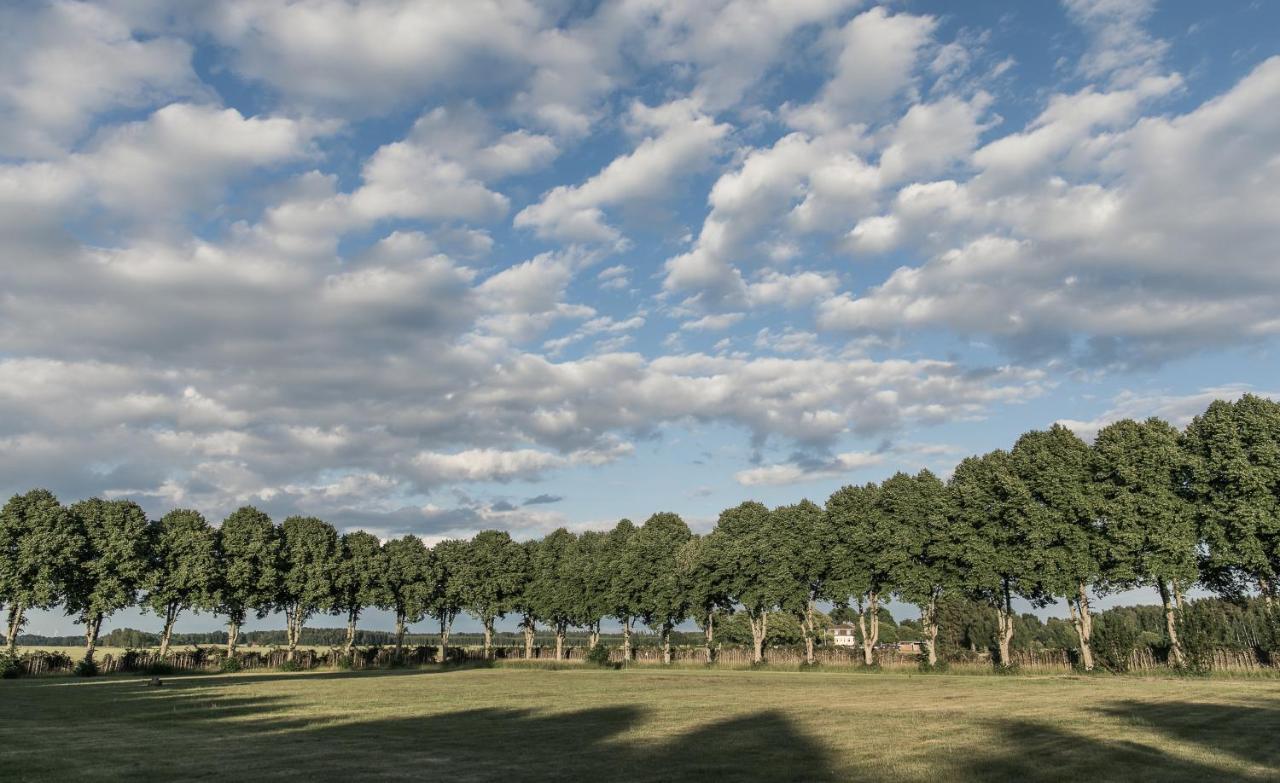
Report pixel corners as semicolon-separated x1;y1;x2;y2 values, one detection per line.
147;677;163;687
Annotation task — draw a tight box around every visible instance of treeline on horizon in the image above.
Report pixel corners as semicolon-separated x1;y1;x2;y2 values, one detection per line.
3;394;1279;674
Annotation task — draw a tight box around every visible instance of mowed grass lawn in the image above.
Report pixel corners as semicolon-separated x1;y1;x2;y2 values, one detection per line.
3;667;1279;782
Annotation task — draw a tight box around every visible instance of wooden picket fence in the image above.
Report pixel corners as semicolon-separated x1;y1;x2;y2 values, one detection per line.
12;643;1277;676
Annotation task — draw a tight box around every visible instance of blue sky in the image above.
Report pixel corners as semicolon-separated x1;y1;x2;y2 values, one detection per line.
3;0;1279;635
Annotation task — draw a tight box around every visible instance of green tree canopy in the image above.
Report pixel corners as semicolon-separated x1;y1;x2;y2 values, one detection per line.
144;508;217;657
378;534;432;654
1011;424;1102;669
1184;395;1280;606
333;530;384;653
949;450;1047;666
528;528;578;659
0;489;78;651
1093;417;1199;665
626;512;693;663
460;529;526;658
64;498;152;660
711;501;792;662
214;505;279;655
277;515;339;660
428;538;469;661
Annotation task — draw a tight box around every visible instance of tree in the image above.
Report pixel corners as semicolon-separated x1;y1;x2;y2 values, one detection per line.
277;516;339;662
64;498;152;661
1184;396;1280;613
605;519;640;660
333;531;383;655
0;490;78;652
772;500;830;665
379;535;432;656
428;538;468;663
214;506;279;655
1011;424;1103;670
529;528;577;660
949;451;1047;667
510;539;540;659
1094;418;1199;666
627;513;693;664
144;509;217;658
886;470;955;667
567;530;611;648
827;480;903;665
711;501;791;663
459;529;525;659
683;532;732;663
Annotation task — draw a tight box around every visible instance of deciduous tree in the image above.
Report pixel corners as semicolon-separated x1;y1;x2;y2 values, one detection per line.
949;452;1047;667
605;519;640;660
0;490;78;652
64;499;152;662
1011;425;1103;670
1093;418;1198;666
144;509;217;658
428;538;468;663
214;506;279;656
627;513;693;664
711;502;791;663
528;529;577;659
277;516;339;662
460;529;526;659
379;535;432;656
1184;395;1280;613
333;531;384;654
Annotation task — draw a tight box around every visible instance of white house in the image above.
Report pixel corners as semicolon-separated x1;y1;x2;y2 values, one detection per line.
831;623;859;647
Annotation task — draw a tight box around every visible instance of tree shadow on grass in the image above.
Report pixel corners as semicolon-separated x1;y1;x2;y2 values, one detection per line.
1;675;840;782
1094;699;1280;771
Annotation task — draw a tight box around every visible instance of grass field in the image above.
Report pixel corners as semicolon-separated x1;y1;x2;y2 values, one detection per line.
3;666;1279;782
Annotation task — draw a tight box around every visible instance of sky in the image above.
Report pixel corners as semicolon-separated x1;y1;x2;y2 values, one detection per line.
4;0;1280;635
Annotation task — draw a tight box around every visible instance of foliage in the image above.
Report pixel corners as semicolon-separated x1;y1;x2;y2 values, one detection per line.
64;498;152;651
73;657;99;677
218;656;243;673
214;506;280;629
1092;612;1141;673
584;643;614;668
0;650;22;678
276;659;305;672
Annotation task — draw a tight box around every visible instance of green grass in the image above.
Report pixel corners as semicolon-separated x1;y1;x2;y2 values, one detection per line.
2;667;1278;781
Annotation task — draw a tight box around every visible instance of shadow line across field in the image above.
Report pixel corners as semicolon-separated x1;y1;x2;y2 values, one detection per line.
3;671;1279;781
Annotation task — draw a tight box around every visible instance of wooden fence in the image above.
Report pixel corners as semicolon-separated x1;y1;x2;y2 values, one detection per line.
12;643;1276;677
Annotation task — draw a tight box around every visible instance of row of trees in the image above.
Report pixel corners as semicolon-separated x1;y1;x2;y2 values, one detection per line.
2;395;1278;670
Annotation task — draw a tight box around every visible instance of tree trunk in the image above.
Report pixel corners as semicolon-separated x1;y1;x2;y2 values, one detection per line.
1068;582;1095;671
394;613;406;657
159;603;180;659
344;607;358;655
438;616;452;664
483;618;494;660
661;622;672;665
554;622;565;660
589;621;600;649
622;616;632;661
284;606;306;662
920;594;939;666
521;614;535;659
803;598;816;665
703;613;714;664
226;619;240;656
5;603;23;653
1158;580;1185;666
1260;577;1275;614
994;581;1015;667
859;593;880;666
84;614;102;662
749;610;767;663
